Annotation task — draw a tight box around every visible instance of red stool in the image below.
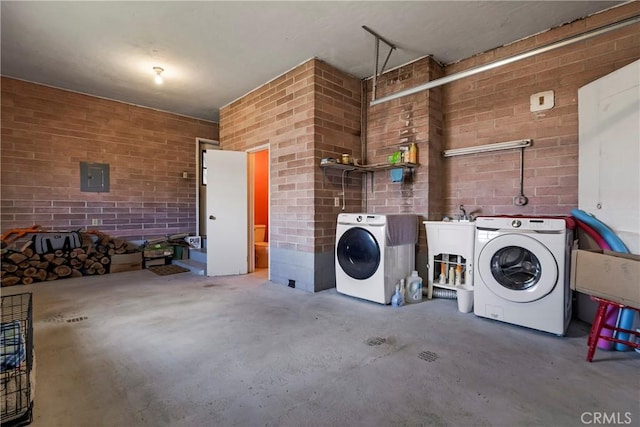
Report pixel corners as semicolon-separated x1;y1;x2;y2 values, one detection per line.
587;296;640;362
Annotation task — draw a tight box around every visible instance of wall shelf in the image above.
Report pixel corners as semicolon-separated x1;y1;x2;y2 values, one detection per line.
320;161;418;188
320;161;417;173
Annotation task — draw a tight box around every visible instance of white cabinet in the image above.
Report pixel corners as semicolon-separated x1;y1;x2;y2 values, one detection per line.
424;221;476;295
578;59;640;254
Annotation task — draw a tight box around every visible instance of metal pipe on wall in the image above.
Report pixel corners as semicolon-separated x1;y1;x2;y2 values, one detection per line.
370;14;640;106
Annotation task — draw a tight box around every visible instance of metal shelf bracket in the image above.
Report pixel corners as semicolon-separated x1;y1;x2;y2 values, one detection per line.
363;25;396;102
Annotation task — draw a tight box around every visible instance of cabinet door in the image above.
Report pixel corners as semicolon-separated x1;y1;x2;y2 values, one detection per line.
578;60;640;254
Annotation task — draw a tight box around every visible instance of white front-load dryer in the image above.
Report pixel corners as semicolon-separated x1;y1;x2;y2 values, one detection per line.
335;213;415;304
474;217;573;335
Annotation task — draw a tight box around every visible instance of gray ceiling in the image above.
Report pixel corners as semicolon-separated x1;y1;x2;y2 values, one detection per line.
1;1;624;122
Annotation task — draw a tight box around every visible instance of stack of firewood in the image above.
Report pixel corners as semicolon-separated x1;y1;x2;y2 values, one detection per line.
1;232;136;286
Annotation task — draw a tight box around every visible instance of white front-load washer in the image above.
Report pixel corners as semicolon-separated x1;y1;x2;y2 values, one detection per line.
474;217;573;335
335;213;415;304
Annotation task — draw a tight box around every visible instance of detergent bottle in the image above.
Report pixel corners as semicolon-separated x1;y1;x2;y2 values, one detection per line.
406;270;423;303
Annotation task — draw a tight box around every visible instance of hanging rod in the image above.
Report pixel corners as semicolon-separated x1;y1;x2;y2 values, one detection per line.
363;25;396;102
370;14;640;106
442;139;531;158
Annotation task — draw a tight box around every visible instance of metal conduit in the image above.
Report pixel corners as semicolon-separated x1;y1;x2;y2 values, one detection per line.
370;14;640;106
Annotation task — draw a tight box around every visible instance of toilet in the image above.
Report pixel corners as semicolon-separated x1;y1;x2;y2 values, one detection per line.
254;225;269;268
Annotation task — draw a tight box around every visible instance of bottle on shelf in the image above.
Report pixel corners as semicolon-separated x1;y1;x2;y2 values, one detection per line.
455;255;463;285
409;143;418;164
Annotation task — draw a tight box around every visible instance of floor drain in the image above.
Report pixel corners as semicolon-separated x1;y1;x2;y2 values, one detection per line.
66;316;88;323
366;337;387;346
418;351;438;362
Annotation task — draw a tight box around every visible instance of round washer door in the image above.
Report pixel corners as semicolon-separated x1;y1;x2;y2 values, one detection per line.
337;227;380;280
477;233;558;303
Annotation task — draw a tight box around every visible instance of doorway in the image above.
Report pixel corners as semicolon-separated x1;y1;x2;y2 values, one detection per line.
249;146;269;274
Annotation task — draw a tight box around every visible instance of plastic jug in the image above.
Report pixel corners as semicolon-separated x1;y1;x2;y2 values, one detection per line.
406;270;423;303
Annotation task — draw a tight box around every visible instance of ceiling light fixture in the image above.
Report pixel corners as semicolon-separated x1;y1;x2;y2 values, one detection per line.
153;66;164;85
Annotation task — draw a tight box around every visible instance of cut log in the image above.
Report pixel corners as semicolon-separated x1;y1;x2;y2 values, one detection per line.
35;269;47;282
29;253;40;261
54;250;64;257
1;262;18;273
115;247;127;254
52;257;67;266
108;248;116;256
70;269;83;278
44;253;56;262
53;265;72;277
23;267;38;277
91;261;103;270
2;276;21;286
96;267;106;275
46;272;57;281
100;256;110;265
23;247;35;258
36;261;49;269
70;259;82;268
21;276;33;285
18;261;30;269
77;253;88;261
8;252;28;264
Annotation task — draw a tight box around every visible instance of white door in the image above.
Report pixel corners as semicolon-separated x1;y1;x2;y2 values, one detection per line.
205;150;248;276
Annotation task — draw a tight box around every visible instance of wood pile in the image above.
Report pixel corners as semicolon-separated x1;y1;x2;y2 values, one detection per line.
1;232;135;286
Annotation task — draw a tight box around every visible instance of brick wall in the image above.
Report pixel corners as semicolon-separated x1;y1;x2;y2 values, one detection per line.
1;77;218;240
365;57;444;218
441;2;640;217
220;58;361;291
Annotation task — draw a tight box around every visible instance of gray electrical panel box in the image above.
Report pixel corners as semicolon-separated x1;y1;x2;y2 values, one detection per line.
80;162;110;192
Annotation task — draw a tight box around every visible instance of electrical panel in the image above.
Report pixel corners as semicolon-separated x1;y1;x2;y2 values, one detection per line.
80;162;110;192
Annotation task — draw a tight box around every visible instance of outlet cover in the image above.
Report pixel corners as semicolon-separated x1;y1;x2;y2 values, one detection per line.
530;90;554;112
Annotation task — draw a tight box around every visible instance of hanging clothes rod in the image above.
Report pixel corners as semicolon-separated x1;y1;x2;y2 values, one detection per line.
442;139;531;158
370;14;640;106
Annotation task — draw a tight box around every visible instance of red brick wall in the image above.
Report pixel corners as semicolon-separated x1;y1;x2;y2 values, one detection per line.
220;58;361;290
365;57;444;218
221;58;361;254
441;2;640;217
1;77;218;240
314;60;363;253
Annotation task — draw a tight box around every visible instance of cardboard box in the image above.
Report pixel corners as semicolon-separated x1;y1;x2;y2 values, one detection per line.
571;249;640;309
110;252;143;273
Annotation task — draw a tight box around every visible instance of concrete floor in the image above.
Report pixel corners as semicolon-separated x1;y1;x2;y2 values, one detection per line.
3;269;639;427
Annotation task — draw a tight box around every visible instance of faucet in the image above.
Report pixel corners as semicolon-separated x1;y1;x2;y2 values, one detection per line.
458;205;469;221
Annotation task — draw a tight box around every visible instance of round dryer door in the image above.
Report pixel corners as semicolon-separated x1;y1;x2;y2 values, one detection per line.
477;233;558;303
337;227;380;280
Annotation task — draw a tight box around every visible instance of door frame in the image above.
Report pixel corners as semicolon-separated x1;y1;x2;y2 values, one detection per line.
248;144;270;274
195;137;220;239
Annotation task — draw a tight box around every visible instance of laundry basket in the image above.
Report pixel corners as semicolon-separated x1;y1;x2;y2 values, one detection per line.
1;293;34;426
